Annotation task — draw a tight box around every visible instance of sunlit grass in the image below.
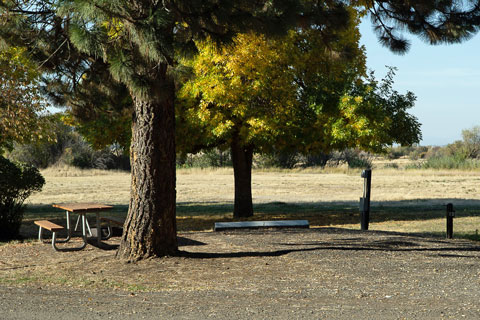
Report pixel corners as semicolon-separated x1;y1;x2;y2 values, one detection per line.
10;164;480;242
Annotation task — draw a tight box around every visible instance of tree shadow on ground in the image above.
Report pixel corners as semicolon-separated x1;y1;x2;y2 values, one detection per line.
178;228;480;260
176;198;480;228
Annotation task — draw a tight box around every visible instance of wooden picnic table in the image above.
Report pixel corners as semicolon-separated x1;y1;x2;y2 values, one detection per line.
52;203;113;249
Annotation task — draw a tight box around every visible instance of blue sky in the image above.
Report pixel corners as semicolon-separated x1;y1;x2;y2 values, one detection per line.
359;19;480;146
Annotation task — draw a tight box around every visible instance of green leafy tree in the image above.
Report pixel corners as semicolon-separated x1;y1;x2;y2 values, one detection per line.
461;126;480;158
7;114;72;168
1;1;479;259
59;60;133;154
179;21;421;217
0;47;51;152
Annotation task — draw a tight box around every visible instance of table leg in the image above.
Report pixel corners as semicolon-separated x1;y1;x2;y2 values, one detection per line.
81;214;87;247
52;213;87;251
74;215;92;236
54;211;71;243
64;211;71;242
96;212;101;246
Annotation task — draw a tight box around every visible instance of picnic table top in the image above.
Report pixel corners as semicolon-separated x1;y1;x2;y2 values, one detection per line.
52;203;113;213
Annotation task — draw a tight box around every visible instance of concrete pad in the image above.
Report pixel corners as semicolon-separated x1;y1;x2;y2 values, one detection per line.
214;220;309;231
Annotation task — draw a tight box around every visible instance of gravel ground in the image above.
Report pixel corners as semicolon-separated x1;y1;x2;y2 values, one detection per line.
2;228;480;319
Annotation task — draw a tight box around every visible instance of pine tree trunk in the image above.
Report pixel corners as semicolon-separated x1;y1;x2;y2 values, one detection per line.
117;76;178;260
231;139;254;218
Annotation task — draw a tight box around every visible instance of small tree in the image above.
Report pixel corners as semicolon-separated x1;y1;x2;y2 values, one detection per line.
0;47;51;151
179;28;421;218
0;157;45;240
461;126;480;158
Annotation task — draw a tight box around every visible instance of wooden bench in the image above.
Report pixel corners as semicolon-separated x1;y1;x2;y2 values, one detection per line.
100;217;124;239
34;220;65;250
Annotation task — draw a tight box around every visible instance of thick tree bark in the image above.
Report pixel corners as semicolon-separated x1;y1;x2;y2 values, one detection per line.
117;74;178;260
231;139;254;218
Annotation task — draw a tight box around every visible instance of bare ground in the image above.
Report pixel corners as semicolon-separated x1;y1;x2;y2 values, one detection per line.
2;228;480;319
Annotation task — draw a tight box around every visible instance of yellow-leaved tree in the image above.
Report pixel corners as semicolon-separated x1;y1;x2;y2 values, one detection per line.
178;10;421;218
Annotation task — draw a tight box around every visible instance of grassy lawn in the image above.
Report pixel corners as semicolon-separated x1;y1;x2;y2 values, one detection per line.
8;164;480;242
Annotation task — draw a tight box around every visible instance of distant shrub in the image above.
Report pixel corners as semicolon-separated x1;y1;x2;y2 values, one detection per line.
255;151;298;169
408;146;429;160
384;163;399;169
7;118;73;168
347;155;372;169
0;157;45;240
179;148;374;169
328;149;372;169
298;153;331;168
385;146;412;160
405;162;423;169
177;149;231;168
418;155;480;170
8;119;130;171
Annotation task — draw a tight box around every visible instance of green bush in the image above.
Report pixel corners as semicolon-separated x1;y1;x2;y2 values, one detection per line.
177;149;232;168
385;146;413;160
328;150;372;169
301;153;331;168
408;146;429;160
256;151;298;169
418;155;480;170
346;155;372;169
0;157;45;240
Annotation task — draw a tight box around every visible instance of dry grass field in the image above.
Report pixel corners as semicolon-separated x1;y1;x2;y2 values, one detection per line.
30;162;480;204
20;163;480;240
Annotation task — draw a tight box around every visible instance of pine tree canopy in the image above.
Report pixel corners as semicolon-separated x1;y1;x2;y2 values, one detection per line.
364;0;480;53
2;1;480;100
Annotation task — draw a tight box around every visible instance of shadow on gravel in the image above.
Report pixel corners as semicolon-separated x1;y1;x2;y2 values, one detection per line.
87;240;119;251
178;236;207;247
178;228;480;260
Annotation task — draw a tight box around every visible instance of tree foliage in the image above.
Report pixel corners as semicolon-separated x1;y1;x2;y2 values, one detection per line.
0;156;45;240
461;126;480;158
178;24;363;150
178;12;421;217
0;47;51;151
62;108;132;154
179;24;421;157
360;0;480;53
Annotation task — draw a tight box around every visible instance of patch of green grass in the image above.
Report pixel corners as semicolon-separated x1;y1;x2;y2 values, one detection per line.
0;274;40;286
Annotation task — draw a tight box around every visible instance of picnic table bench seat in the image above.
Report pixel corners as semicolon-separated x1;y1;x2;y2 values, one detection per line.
34;220;69;251
34;220;64;232
99;216;125;239
35;218;89;251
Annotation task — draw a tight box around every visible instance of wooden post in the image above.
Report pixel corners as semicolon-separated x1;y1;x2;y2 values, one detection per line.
360;169;372;231
446;203;455;239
